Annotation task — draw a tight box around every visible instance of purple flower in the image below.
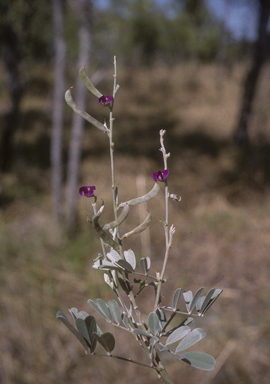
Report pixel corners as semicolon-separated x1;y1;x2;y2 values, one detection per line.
152;169;169;182
98;95;113;106
79;186;96;197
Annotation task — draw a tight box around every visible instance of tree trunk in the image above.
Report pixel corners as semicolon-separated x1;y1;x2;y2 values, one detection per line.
66;0;92;229
0;25;23;171
234;0;270;145
51;0;66;222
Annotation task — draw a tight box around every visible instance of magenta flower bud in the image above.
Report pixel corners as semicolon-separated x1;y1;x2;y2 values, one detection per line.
98;95;113;106
79;186;96;197
152;169;169;182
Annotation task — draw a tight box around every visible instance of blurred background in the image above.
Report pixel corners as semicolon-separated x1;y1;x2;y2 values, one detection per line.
1;0;270;383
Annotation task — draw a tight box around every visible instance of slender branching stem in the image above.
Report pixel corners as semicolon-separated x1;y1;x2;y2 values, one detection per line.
109;56;123;258
91;352;161;371
154;130;170;312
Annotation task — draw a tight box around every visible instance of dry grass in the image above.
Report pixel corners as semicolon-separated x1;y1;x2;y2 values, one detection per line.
1;62;270;384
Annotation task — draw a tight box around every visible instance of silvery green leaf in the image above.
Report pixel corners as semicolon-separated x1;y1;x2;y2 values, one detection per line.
156;309;167;331
79;66;103;98
75;315;97;353
196;296;205;313
183;290;193;313
165;326;191;346
121;313;129;328
107;250;122;263
164;316;194;337
180;317;194;326
76;311;91;320
108;300;121;325
175;328;206;353
148;312;161;336
150;336;159;345
95;299;111;321
124;249;136;270
56;311;89;352
115;259;134;273
88;299;110;320
93;332;115;353
175;351;216;371
98;261;125;271
65;89;107;132
104;273;114;289
156;343;169;352
84;316;98;352
69;307;79;321
75;318;91;344
172;288;182;310
118;276;131;294
200;288;223;316
133;329;152;338
139;257;151;274
188;287;205;314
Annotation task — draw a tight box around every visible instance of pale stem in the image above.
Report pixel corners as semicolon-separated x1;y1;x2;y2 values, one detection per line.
109;56;123;258
154;130;170;312
92;201;106;258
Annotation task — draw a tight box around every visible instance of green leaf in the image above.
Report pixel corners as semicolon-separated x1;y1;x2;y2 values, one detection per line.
79;66;103;98
200;289;223;316
179;317;194;327
150;336;159;345
179;351;216;371
76;311;90;320
65;89;107;132
148;312;161;336
108;300;121;325
85;316;98;352
75;315;98;353
56;311;89;352
165;326;191;346
164;316;194;337
115;259;134;273
124;249;136;270
156;309;167;331
122;313;129;328
196;296;205;312
172;288;182;310
176;328;206;353
69;307;79;321
107;250;122;263
88;299;111;321
139;257;151;274
156;343;170;352
95;299;111;321
133;329;152;338
188;287;205;314
183;290;193;313
94;332;115;353
97;262;124;272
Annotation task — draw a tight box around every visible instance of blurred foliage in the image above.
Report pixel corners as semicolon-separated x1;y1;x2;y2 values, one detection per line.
0;0;255;71
0;0;53;64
